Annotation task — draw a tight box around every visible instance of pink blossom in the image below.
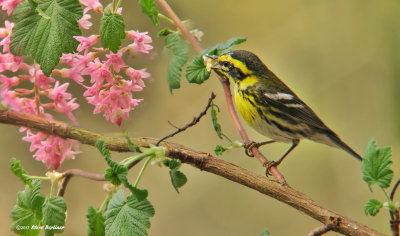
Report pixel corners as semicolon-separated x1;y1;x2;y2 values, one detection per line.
125;68;150;87
78;14;93;30
58;67;85;83
125;31;153;54
87;82;142;126
105;51;126;73
0;0;23;15
0;74;19;89
23;131;80;170
0;89;22;110
79;0;103;14
48;81;72;102
74;35;100;53
0;20;14;53
87;61;113;85
29;68;56;90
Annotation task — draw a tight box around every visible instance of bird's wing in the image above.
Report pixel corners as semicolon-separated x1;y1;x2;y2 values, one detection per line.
256;87;330;131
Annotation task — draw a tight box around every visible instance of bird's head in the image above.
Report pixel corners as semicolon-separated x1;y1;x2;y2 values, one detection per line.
203;50;267;82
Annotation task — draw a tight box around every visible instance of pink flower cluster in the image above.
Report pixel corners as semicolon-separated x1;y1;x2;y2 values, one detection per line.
0;21;80;170
58;30;152;126
0;0;154;169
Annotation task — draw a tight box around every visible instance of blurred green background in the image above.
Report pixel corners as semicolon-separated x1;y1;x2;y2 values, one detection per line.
1;0;400;235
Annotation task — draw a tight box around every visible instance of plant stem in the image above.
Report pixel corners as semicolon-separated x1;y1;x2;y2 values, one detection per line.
115;0;123;12
158;13;175;25
121;151;155;167
50;181;55;197
134;157;153;187
99;192;113;213
30;175;51;180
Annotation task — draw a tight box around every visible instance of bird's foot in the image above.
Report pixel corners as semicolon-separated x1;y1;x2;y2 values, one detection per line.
244;140;276;157
263;160;279;176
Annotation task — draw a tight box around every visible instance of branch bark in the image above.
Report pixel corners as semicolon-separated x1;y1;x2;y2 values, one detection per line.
0;110;384;236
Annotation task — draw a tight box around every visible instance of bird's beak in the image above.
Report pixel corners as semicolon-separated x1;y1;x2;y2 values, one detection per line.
203;54;220;72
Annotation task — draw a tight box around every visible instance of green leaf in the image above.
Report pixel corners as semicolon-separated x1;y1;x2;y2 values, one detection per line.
164;33;188;93
260;228;270;236
124;134;137;152
362;139;393;190
203;37;247;56
104;190;155;236
96;140;128;186
96;140;148;201
10;0;83;76
10;158;32;187
157;28;174;38
185;54;211;84
210;102;222;139
139;0;159;26
169;170;187;193
42;196;66;236
100;4;125;53
161;159;170;167
11;180;45;236
168;159;182;170
364;198;383;216
214;145;229;156
125;185;148;202
87;205;105;236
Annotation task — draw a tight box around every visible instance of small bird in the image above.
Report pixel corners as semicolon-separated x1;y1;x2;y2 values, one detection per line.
204;50;362;169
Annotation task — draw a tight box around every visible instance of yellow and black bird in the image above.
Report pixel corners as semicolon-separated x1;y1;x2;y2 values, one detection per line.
204;50;362;168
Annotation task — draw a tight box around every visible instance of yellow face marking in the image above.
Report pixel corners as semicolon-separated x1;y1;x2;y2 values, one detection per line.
238;75;258;90
218;55;252;75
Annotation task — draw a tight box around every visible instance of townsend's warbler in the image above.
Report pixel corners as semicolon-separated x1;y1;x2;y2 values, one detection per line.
204;50;362;168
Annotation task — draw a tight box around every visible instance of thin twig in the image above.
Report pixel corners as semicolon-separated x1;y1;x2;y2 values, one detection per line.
57;169;105;197
156;92;216;146
0;110;385;235
390;179;400;201
155;0;285;183
307;225;331;236
390;179;400;236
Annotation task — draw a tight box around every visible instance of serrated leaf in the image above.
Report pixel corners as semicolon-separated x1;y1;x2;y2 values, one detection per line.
96;140;129;186
139;0;159;26
42;196;66;236
125;184;148;202
203;37;247;56
10;158;32;187
185;54;211;84
164;33;188;93
104;190;154;236
124;134;137;152
10;0;83;76
260;228;270;236
100;4;125;53
214;145;229;156
168;159;181;170
157;28;174;38
364;198;383;216
10;180;45;236
210;102;222;139
87;205;105;236
169;170;187;193
362;139;393;190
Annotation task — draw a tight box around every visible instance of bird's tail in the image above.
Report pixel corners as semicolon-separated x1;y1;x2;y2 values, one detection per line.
311;131;362;161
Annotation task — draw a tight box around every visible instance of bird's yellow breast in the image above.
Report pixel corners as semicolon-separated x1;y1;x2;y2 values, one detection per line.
234;87;258;127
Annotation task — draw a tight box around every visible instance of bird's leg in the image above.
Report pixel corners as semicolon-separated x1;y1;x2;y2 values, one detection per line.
244;140;276;157
264;139;300;175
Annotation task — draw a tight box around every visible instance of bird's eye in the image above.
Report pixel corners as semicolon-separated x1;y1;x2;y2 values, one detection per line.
222;61;231;68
